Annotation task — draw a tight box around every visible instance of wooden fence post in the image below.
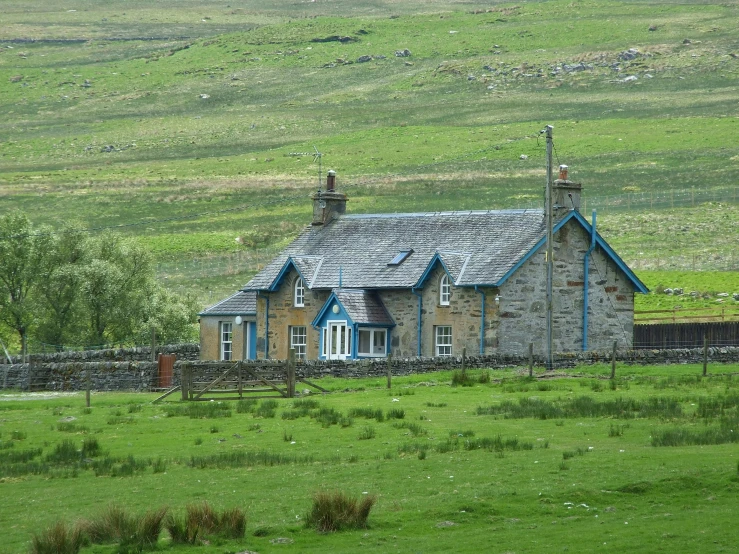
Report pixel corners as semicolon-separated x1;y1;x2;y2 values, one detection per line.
387;353;392;389
611;341;617;380
181;362;189;401
461;348;466;376
85;370;91;408
151;327;157;362
287;349;296;398
528;343;534;378
238;361;243;399
703;334;708;377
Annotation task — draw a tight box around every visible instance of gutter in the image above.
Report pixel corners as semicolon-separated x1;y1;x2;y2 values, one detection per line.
475;286;486;355
257;292;270;359
583;210;596;351
411;288;423;357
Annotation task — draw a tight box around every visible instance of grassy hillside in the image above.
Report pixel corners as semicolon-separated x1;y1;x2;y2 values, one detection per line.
1;0;738;310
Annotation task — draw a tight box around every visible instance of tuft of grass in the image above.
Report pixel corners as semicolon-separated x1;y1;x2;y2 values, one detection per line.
11;430;27;440
387;408;405;420
152;457;167;474
425;402;447;408
45;440;80;464
81;437;102;458
166;502;246;543
30;520;83;554
194;437;203;446
283;430;293;442
164;402;232;419
348;407;384;422
358;426;375;440
56;422;89;434
393;422;427;437
236;399;259;414
305;491;376;532
255;399;278;419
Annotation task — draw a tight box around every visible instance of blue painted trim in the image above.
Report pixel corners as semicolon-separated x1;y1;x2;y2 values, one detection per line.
311;291;343;328
475;286;485;355
268;258;308;292
583;211;597;351
412;288;423;356
257;292;270;359
495;211;648;294
248;322;257;360
413;253;454;289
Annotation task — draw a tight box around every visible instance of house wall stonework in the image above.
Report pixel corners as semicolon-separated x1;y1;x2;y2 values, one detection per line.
256;270;329;359
497;219;634;355
200;316;255;361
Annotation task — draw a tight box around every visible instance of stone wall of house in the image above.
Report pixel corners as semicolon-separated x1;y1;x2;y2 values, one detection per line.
200;316;256;360
498;218;635;356
2;347;737;391
256;270;329;360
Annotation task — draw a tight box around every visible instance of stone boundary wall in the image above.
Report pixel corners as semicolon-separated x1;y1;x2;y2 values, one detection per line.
1;347;738;392
8;344;200;364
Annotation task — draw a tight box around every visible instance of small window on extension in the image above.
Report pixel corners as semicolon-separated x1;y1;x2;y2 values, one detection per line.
388;249;413;266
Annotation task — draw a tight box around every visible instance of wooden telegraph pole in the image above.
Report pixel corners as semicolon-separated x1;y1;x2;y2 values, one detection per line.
543;124;554;370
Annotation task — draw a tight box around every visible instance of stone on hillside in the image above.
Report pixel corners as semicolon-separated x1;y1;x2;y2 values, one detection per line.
733;293;739;301
664;288;673;295
357;55;373;63
395;49;412;57
199;93;210;99
717;292;729;297
619;48;640;61
621;75;638;82
10;75;23;83
520;154;528;160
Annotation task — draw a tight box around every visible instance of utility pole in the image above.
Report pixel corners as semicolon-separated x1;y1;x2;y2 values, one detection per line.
544;124;554;370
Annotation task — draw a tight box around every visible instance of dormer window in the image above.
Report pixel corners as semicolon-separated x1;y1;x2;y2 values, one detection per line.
388;249;413;266
294;277;305;307
440;274;451;306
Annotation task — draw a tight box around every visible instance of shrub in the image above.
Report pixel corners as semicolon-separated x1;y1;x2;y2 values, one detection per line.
30;521;83;554
305;491;376;532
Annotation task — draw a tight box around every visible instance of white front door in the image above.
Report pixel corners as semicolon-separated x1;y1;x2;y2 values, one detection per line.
327;322;351;360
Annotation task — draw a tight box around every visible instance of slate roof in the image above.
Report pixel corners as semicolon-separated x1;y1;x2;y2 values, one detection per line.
244;210;549;291
333;289;394;326
199;291;257;316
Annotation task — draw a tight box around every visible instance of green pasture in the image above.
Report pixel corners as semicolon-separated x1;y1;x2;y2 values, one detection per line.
1;0;738;312
1;363;739;552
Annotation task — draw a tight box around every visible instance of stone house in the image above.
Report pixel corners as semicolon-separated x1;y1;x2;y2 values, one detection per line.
199;290;257;361
199;171;647;361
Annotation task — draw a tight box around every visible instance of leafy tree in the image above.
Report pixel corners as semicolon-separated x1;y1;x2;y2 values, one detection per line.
0;213;44;359
34;226;87;349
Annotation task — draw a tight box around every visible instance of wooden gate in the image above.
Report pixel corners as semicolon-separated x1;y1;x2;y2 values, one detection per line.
157;354;176;388
178;357;327;402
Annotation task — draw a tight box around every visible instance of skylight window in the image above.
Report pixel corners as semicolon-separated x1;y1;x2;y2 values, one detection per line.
388;249;413;266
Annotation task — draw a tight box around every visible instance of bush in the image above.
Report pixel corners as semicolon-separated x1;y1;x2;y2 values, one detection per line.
30;521;84;554
305;491;376;532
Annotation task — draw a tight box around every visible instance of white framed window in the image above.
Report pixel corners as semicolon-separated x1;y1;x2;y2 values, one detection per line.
220;322;233;361
323;321;351;360
435;325;452;357
440;274;451;306
290;326;307;360
294;277;305;307
358;328;387;357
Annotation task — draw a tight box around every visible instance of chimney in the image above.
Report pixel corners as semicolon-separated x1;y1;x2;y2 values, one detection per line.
311;170;347;226
549;165;581;215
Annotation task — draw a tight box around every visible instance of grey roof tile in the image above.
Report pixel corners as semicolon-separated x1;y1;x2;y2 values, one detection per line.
244;210;548;291
200;290;257;316
333;289;394;326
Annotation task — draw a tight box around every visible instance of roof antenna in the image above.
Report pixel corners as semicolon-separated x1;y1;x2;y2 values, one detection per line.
288;145;323;188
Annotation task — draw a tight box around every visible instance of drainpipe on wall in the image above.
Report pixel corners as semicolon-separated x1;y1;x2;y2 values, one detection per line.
475;286;486;355
257;292;270;359
412;288;423;357
583;210;596;351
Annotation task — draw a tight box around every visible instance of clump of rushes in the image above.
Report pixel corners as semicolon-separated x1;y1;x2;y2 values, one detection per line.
30;520;84;554
305;491;376;532
166;502;246;543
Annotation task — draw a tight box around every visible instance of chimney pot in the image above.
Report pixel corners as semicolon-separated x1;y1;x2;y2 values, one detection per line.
559;165;569;180
326;169;336;192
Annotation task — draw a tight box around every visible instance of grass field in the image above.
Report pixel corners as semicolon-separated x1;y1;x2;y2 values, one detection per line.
1;0;738;314
1;363;739;553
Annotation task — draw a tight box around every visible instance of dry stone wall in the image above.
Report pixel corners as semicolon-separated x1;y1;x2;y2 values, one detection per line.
1;347;737;392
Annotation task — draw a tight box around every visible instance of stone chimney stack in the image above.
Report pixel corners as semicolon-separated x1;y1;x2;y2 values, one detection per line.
548;165;582;216
312;170;347;226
